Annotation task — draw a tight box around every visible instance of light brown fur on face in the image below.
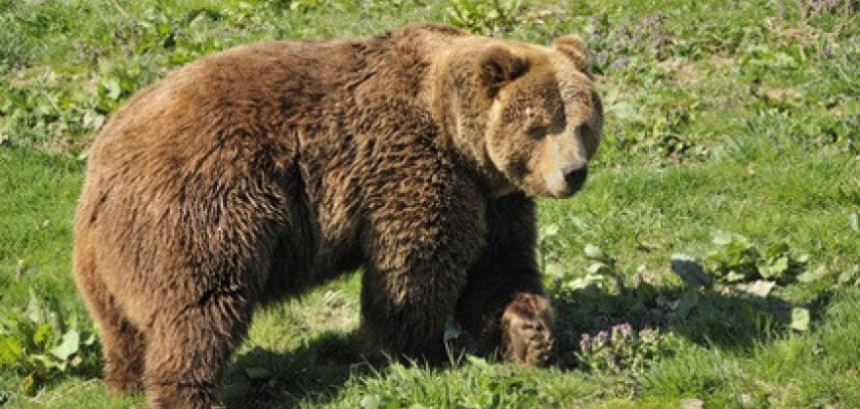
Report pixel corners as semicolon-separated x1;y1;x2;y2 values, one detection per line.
477;39;603;198
431;33;603;198
73;23;602;409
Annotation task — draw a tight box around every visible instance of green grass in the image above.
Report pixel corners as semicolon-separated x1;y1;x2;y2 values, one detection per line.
1;0;859;407
0;149;84;311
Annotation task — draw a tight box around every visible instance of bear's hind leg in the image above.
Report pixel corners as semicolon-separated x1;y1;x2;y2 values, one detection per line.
143;290;252;409
74;259;145;393
102;316;146;393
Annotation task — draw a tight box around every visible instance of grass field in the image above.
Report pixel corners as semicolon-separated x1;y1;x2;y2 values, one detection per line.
1;0;858;407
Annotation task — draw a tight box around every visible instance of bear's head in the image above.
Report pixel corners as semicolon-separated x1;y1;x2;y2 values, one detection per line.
437;34;603;198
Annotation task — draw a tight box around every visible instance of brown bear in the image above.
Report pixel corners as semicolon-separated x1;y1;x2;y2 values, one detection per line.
73;23;603;409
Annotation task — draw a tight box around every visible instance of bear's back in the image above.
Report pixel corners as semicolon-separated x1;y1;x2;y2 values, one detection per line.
75;25;472;310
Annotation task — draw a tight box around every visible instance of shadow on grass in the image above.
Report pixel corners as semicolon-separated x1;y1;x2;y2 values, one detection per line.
223;331;388;409
218;284;835;406
551;281;834;364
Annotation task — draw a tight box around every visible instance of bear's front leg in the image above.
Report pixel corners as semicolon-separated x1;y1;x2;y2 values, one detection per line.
358;174;487;363
360;263;465;363
456;193;557;365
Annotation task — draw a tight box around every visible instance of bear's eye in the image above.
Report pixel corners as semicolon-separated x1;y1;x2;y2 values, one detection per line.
526;125;548;139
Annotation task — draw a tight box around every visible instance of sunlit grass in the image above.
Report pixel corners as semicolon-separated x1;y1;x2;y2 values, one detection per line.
1;0;858;407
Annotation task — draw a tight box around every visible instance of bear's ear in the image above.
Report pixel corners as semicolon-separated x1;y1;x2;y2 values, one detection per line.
553;35;589;72
478;45;528;98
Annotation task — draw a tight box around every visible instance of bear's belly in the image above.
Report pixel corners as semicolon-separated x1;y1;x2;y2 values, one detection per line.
258;196;365;302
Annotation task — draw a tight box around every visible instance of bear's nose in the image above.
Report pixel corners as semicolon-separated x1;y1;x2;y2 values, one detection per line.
563;165;588;192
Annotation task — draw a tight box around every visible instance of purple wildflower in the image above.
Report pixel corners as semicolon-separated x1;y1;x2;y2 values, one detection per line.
579;333;592;350
596;330;609;343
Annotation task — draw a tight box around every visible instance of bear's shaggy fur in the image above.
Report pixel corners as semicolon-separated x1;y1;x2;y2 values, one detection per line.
74;23;603;408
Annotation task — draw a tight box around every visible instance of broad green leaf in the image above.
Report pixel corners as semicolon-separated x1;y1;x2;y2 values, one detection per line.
712;231;736;246
759;256;789;280
45;298;66;335
584;244;605;260
102;78;122;101
737;280;775;298
82;331;98;346
360;395;382;409
545;262;565;277
49;330;80;361
540;223;559;238
586;262;610;275
466;355;489;367
565;274;604;291
797;266;829;283
25;289;43;324
725;270;747;283
790;307;810;332
32;323;53;346
0;337;23;365
838;266;859;285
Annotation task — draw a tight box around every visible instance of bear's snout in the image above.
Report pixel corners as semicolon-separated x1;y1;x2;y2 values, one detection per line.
563;165;588;192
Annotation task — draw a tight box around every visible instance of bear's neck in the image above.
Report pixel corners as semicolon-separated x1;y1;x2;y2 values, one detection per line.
425;50;517;198
367;26;518;199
